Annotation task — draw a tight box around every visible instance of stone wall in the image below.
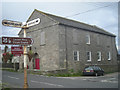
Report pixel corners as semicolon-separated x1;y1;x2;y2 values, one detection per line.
58;24;118;73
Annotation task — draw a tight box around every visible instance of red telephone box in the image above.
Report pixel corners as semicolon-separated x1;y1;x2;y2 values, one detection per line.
35;58;40;69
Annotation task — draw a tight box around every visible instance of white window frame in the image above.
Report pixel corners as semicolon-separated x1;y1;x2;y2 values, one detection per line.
86;35;90;44
108;52;111;61
87;51;91;62
73;51;79;61
97;51;101;61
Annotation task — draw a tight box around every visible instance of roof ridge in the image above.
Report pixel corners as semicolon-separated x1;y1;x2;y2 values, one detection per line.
35;9;59;24
35;9;94;28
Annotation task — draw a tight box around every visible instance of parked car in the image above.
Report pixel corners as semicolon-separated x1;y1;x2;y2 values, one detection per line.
83;66;104;76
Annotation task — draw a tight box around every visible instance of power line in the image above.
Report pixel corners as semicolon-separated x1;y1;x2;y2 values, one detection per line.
65;4;114;17
103;23;118;28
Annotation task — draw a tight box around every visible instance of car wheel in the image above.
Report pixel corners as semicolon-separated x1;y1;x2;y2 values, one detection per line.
95;73;98;76
102;73;104;76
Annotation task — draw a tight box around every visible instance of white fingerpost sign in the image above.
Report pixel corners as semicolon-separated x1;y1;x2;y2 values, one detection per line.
2;19;22;28
27;18;40;27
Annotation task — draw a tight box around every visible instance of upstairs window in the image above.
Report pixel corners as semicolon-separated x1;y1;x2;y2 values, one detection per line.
73;51;79;61
40;31;45;45
73;30;79;44
86;35;90;44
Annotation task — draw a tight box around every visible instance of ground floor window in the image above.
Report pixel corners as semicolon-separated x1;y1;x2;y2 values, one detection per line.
108;52;111;61
87;51;91;62
97;51;101;61
73;51;79;61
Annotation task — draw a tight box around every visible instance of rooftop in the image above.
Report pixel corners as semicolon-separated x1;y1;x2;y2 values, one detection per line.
35;9;116;37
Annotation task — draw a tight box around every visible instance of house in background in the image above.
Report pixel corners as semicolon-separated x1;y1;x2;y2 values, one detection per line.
18;9;118;73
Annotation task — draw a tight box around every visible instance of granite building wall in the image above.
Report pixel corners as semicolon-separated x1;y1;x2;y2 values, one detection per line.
19;10;118;73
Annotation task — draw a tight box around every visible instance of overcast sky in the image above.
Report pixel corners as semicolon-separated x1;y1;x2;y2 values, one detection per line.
0;0;119;51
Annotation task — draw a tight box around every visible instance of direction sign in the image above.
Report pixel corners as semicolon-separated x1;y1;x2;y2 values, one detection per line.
1;37;33;45
11;46;23;56
27;18;40;27
2;19;23;28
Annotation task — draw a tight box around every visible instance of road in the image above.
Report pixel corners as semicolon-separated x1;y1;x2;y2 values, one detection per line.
2;70;118;88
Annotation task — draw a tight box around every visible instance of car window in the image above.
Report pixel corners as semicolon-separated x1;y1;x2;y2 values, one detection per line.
85;67;93;70
98;67;102;70
92;66;99;70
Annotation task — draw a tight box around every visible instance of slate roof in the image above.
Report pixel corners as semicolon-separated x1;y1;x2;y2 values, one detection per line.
35;9;115;37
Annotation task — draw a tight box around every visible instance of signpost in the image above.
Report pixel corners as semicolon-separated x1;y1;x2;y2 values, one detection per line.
2;18;40;88
1;37;33;45
11;46;23;56
27;18;40;27
2;19;23;28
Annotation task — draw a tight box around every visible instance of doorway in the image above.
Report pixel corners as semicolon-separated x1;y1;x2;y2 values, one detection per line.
33;53;40;70
35;58;40;69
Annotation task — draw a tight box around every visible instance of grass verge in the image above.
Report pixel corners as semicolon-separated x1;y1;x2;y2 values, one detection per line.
1;68;18;72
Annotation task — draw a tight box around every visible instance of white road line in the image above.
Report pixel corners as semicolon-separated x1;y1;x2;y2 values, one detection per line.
101;80;118;83
8;76;19;80
57;77;98;80
31;80;64;87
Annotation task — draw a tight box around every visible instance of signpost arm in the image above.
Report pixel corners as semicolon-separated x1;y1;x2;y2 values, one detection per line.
23;26;28;88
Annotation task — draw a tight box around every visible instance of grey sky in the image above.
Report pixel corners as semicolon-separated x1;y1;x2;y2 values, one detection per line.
0;1;119;50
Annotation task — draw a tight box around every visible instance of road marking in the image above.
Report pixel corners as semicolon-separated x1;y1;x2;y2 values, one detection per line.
57;77;98;80
101;80;118;83
8;76;19;80
109;78;116;80
31;80;64;87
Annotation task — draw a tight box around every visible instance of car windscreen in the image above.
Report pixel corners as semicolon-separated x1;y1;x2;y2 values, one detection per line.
92;66;101;70
85;67;93;70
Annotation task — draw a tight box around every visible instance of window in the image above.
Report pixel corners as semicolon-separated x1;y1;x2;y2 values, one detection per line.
73;51;79;61
86;35;90;44
97;51;101;61
87;51;91;61
108;52;111;60
40;31;45;45
73;31;78;44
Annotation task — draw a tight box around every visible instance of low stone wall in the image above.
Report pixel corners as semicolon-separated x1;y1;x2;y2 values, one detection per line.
2;63;19;71
2;63;13;68
99;65;118;73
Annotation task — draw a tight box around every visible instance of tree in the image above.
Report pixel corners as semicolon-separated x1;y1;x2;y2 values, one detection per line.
2;46;13;63
27;47;34;62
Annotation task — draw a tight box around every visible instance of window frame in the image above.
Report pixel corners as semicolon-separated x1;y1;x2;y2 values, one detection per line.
108;52;111;61
97;51;101;61
86;34;90;44
73;51;80;61
86;51;91;62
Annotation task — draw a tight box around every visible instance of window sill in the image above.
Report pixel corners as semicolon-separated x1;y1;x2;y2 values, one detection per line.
86;43;90;45
87;60;91;62
98;60;101;62
40;44;46;46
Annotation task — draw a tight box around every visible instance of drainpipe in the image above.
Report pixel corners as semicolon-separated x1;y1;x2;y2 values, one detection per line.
65;26;68;71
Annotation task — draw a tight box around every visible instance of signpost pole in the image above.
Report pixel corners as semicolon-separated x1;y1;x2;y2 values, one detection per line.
23;26;28;88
